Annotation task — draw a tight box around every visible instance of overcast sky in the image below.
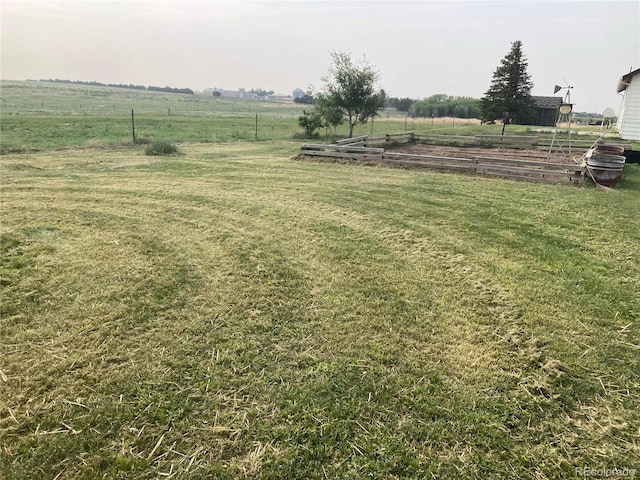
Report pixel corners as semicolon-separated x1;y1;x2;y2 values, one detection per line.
1;0;638;114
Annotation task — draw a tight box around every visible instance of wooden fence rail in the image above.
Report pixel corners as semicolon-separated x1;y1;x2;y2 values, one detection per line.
335;135;368;145
299;138;584;186
301;143;384;161
332;132;623;152
474;135;539;149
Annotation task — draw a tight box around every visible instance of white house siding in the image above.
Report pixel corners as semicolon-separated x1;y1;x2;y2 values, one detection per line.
617;72;640;141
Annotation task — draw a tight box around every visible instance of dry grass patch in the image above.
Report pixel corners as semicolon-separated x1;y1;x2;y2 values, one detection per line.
1;143;639;478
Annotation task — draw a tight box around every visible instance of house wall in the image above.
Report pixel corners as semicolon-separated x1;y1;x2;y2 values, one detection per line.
617;73;640;141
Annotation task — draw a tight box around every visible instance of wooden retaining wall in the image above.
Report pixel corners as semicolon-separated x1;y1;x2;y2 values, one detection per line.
348;132;601;151
337;132;630;151
300;140;585;186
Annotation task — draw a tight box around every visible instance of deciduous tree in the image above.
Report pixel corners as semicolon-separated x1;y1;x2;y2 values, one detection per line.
321;51;386;137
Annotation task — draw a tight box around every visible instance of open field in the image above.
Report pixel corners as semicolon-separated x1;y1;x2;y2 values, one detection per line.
2;80;626;153
1;140;639;478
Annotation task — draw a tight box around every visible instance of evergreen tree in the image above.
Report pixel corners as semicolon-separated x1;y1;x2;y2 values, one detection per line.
480;40;536;125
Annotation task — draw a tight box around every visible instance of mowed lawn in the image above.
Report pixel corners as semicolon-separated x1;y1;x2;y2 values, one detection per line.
1;142;639;479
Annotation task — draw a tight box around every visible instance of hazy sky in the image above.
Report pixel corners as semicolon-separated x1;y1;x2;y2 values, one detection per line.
1;0;638;114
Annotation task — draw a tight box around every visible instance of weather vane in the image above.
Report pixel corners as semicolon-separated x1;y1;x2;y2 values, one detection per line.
549;82;574;160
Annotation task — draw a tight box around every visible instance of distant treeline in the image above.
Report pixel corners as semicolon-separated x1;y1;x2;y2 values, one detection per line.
147;86;195;95
37;79;194;94
407;94;480;119
299;93;482;119
385;97;415;112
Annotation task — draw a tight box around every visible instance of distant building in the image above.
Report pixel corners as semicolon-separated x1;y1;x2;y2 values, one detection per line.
532;96;562;127
616;68;640;141
292;88;305;99
217;90;258;99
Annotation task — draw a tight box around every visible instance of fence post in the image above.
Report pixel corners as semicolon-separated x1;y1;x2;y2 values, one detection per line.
255;114;258;141
131;110;136;143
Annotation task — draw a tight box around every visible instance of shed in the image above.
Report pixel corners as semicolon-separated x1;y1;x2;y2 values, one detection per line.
616;68;640;141
532;96;562;127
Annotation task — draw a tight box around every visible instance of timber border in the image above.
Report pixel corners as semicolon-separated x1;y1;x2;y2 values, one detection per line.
299;133;597;186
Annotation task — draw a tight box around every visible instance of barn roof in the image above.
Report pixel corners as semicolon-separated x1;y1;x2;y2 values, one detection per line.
532;96;562;109
617;68;640;93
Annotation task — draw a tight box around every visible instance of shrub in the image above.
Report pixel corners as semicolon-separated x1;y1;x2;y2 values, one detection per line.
134;135;152;145
298;109;325;138
144;141;179;156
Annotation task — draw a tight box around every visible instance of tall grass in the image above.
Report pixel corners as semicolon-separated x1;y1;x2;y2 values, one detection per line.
1;142;638;478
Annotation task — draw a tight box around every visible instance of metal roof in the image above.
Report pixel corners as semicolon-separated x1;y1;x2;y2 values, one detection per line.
617;68;640;93
532;96;562;109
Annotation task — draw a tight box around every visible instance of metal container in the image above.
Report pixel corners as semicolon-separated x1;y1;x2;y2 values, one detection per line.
593;143;625;156
587;153;626;165
586;162;624;186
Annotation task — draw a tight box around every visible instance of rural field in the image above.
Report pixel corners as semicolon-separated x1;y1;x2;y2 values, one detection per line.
1;81;639;478
2;80;615;153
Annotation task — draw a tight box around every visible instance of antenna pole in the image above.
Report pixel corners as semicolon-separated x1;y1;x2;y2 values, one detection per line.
566;88;572;161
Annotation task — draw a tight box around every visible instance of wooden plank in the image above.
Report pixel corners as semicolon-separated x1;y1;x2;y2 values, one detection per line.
478;171;579;185
380;158;582;182
380;159;473;172
605;142;632;149
478;170;582;183
301;150;383;160
414;134;474;140
386;132;413;138
538;141;593;150
476;135;537;140
383;152;474;164
475;135;538;146
335;135;368;145
473;156;581;170
474;164;581;177
414;139;476;145
301;144;384;153
537;141;594;149
382;156;579;178
366;135;388;142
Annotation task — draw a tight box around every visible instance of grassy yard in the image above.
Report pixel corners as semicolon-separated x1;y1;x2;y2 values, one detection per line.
1;141;639;478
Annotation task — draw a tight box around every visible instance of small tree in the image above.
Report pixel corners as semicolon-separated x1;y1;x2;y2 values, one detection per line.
297;109;325;137
315;93;344;136
321;51;386;137
480;40;536;125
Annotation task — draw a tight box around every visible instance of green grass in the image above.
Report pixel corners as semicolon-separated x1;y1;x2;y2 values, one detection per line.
3;80;627;153
1;141;639;478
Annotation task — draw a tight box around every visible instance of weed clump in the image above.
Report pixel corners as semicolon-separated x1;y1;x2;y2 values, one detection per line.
144;140;179;156
134;135;152;145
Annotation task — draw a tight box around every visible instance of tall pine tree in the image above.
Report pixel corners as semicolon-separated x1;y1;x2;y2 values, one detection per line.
480;40;536;125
